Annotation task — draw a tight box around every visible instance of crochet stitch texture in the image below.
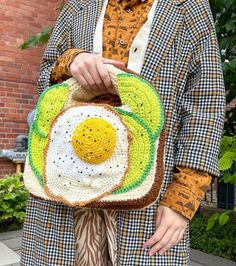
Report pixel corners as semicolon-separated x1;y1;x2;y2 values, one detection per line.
25;65;165;209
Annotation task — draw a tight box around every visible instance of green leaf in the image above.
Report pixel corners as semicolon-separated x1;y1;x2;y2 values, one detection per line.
232;174;236;185
4;193;15;200
222;151;236;160
225;19;236;31
209;212;219;221
223;173;236;184
229;58;236;68
1;214;12;220
224;0;234;9
0;173;28;228
2;202;10;210
19;26;53;50
219;157;233;170
219;213;230;225
206;220;215;231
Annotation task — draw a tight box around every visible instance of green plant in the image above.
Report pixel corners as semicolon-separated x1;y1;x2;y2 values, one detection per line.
219;135;236;182
190;212;236;261
210;0;236;134
206;134;236;230
206;0;236;225
0;174;29;232
19;27;53;50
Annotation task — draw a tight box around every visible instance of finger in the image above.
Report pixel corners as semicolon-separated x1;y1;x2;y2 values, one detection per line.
102;58;126;68
95;58;113;92
76;74;90;89
155;206;163;228
148;227;177;256
79;67;100;91
143;224;167;249
143;207;163;248
158;229;181;255
158;227;186;255
73;72;90;90
88;60;107;92
176;227;186;242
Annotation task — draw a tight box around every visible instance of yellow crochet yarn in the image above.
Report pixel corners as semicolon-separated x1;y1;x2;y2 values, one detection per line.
71;118;117;164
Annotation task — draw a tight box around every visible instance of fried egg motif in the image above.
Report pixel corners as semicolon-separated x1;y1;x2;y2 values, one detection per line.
44;105;131;205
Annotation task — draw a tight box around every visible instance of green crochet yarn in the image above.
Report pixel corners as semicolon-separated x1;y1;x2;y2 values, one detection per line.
34;83;69;138
28;83;69;186
117;73;164;139
28;125;48;187
112;108;155;194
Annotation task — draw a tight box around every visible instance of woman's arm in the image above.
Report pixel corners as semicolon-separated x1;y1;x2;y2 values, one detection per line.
37;2;75;94
174;1;226;178
50;48;87;84
144;0;226;255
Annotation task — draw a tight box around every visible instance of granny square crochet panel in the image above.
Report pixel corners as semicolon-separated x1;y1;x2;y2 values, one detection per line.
23;65;166;210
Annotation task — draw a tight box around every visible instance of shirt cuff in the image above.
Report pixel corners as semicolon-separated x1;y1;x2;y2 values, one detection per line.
51;48;89;84
159;166;212;220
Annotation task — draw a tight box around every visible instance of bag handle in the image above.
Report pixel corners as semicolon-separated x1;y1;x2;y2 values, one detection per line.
65;64;126;103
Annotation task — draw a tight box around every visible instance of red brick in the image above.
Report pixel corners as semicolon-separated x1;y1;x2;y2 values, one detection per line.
0;0;62;177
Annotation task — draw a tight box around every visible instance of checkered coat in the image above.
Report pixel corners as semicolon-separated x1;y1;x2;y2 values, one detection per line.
21;0;225;265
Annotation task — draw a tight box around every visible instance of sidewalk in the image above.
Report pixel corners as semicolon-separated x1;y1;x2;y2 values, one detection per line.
0;230;235;266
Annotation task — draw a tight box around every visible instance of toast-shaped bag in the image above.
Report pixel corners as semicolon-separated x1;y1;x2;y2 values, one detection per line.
23;64;166;210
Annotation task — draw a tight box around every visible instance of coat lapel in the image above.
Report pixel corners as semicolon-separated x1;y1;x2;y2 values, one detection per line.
140;0;185;82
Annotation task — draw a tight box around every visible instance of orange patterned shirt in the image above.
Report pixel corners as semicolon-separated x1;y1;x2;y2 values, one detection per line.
102;0;154;65
50;0;212;220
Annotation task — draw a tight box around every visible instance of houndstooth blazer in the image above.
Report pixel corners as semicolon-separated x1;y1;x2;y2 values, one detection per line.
38;0;225;179
21;0;226;264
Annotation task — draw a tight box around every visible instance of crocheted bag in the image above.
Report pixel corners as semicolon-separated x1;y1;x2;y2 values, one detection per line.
23;64;166;210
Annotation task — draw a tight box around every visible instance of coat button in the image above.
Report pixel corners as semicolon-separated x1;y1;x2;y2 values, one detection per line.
125;7;131;13
94;47;100;53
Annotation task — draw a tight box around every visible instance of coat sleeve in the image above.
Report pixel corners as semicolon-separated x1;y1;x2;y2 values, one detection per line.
36;3;74;94
175;0;226;178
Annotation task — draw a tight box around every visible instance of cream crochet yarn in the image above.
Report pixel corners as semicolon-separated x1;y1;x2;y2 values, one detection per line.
23;64;166;210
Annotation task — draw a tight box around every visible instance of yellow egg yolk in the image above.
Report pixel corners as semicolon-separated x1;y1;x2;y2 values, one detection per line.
71;118;117;164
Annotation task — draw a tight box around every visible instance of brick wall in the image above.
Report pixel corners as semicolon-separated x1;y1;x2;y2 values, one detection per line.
0;0;63;177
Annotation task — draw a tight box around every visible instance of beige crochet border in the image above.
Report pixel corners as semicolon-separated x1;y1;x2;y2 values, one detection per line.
43;103;133;207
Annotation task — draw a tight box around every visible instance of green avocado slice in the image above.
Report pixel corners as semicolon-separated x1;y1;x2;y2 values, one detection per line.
34;83;69;138
112;108;155;194
117;73;164;139
28;83;69;186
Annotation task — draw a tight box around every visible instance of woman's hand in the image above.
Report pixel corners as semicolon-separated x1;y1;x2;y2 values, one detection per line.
143;205;188;256
69;52;125;93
